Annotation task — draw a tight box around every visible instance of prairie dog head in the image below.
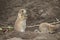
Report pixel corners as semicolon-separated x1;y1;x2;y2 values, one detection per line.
18;9;27;19
19;9;26;14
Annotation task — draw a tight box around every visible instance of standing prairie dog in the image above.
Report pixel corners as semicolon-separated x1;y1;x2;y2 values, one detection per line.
39;22;59;33
14;9;27;32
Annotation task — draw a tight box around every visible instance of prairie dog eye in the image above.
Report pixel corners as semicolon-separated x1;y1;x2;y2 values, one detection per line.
21;10;24;13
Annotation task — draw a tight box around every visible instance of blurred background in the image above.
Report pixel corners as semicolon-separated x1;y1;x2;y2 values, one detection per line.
0;0;60;27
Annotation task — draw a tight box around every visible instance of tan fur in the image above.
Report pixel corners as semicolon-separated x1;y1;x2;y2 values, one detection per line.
39;22;59;33
14;9;27;32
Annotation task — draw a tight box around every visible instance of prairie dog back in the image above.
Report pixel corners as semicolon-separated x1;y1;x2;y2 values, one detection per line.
39;22;59;33
14;9;27;32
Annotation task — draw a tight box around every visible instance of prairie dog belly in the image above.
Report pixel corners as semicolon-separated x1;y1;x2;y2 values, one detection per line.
14;20;26;32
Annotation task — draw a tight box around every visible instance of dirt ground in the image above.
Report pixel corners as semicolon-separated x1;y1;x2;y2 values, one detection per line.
0;25;60;40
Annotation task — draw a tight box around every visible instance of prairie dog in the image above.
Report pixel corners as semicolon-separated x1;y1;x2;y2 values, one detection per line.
39;22;59;33
14;9;27;32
